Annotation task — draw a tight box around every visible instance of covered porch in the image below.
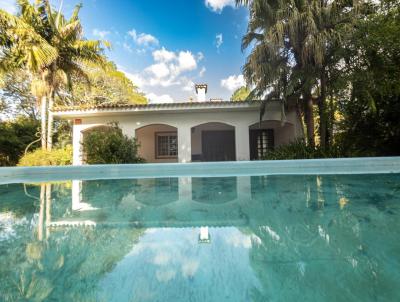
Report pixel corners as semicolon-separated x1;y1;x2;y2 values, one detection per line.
53;100;302;165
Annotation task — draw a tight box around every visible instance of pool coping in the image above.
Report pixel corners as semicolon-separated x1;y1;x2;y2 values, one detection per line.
1;157;399;184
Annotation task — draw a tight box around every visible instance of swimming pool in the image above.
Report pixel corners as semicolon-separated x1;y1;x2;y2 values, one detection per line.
1;158;400;301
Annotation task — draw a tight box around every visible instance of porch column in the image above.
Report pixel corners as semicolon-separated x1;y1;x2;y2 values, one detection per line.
235;123;250;161
120;123;136;139
178;125;191;163
72;124;83;166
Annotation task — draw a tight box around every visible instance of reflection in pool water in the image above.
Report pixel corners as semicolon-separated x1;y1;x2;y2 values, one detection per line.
0;174;400;301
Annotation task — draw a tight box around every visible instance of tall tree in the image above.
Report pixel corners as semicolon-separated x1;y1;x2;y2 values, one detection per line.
237;0;357;148
0;0;107;150
60;61;147;107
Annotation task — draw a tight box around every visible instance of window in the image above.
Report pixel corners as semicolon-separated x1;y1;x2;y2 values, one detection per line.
250;129;274;160
155;132;177;158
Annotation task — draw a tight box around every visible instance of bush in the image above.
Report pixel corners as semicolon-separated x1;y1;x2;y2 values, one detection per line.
263;139;344;160
82;124;143;164
18;145;73;166
0;117;40;166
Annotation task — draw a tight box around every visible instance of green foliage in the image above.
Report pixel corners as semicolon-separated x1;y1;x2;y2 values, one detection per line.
0;117;39;166
18;145;72;166
231;86;250;101
338;0;400;156
0;69;37;119
82;124;144;164
263;140;344;160
62;61;147;107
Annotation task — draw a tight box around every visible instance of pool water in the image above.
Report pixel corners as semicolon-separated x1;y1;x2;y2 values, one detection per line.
1;174;400;301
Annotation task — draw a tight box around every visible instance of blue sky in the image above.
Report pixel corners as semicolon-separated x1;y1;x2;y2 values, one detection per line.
1;0;250;103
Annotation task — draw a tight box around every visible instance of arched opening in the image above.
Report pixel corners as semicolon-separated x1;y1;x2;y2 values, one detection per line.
249;120;295;160
135;124;178;163
191;122;236;162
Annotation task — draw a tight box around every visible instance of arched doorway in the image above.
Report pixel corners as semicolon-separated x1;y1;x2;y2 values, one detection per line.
135;124;178;163
249;120;295;160
191;122;236;162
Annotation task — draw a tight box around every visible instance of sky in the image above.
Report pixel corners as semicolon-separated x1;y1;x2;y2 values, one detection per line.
0;0;250;103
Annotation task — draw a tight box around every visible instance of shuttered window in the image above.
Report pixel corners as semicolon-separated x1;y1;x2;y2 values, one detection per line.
250;129;274;160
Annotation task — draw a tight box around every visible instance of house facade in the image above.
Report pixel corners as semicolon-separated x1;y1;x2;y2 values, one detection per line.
52;84;303;165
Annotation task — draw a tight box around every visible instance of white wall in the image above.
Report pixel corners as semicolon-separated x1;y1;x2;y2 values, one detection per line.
71;102;302;165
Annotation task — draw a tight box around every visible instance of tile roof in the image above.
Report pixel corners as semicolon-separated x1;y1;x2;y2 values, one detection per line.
52;100;261;113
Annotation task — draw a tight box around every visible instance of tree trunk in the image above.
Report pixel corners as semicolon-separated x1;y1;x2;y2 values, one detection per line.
295;100;305;138
304;92;315;147
40;96;47;150
319;70;328;149
47;92;54;151
328;91;335;145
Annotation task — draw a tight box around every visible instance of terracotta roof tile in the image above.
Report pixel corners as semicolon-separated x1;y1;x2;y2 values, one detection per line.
52;100;260;112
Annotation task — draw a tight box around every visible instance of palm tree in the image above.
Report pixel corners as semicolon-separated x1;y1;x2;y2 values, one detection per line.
236;0;357;148
0;0;107;150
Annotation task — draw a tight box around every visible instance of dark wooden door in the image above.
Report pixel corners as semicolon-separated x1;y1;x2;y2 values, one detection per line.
249;129;274;160
202;130;236;161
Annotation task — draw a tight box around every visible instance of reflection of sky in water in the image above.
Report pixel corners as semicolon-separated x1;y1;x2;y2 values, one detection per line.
1;174;400;301
98;228;260;302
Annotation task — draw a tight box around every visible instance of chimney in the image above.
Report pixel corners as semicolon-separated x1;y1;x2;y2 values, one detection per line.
195;84;207;102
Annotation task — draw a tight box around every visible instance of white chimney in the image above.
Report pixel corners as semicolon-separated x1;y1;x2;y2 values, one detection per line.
195;84;207;102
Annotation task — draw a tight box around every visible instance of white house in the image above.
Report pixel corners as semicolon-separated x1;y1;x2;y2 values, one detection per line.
52;84;303;165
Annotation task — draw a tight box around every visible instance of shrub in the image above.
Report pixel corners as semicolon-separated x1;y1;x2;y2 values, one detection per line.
18;145;73;166
0;117;40;166
82;124;143;164
263;139;344;160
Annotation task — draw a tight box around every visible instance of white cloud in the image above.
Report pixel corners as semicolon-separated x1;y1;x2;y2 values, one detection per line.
141;48;199;88
221;74;246;91
128;29;159;46
153;47;176;62
121;45;203;101
92;29;110;39
181;78;194;92
146;93;174;104
137;33;159;46
199;67;206;77
145;63;170;78
177;51;197;72
216;33;223;51
205;0;235;12
0;0;17;14
197;52;205;61
123;42;133;53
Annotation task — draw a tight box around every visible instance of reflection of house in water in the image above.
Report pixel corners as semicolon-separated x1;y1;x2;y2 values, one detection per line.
49;175;324;237
51;177;253;231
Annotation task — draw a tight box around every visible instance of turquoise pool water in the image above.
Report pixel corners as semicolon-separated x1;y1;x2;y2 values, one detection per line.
1;169;400;301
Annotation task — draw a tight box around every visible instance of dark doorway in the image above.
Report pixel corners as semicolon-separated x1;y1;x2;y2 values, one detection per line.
201;130;236;161
249;129;274;160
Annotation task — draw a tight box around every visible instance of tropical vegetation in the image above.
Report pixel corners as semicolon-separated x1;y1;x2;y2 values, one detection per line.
237;0;400;157
231;86;250;101
0;0;147;166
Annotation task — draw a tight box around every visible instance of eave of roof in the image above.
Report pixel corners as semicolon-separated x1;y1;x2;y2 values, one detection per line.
51;100;264;118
